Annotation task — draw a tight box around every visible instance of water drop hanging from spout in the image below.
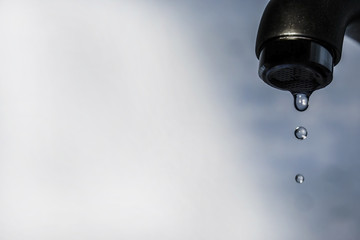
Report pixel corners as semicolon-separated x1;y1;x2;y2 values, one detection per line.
293;93;309;112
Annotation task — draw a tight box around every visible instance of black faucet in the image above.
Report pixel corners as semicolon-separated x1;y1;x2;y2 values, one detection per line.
255;0;360;97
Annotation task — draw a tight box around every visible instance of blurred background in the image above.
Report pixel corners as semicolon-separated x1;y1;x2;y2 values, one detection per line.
0;0;359;239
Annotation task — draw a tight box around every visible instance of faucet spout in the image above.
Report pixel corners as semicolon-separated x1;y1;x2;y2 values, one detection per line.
256;0;360;95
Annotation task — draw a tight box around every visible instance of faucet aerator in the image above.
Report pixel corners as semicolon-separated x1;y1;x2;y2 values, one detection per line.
258;39;333;95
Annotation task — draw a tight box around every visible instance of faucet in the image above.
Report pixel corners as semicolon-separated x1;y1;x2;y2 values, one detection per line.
255;0;360;98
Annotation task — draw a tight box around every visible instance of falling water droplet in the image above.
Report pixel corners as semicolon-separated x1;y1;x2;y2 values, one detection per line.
295;174;305;184
294;126;308;140
293;93;309;112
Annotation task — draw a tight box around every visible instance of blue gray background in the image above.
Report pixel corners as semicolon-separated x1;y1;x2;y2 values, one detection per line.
0;0;359;239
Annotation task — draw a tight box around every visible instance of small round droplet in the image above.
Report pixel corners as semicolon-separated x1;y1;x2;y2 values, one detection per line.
295;174;305;184
293;93;309;112
294;126;308;140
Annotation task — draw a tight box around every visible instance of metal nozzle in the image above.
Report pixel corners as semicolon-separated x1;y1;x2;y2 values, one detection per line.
255;0;360;95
